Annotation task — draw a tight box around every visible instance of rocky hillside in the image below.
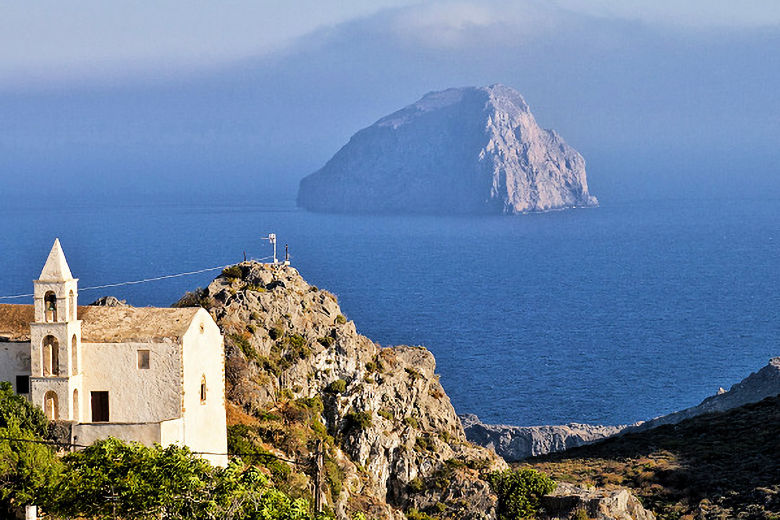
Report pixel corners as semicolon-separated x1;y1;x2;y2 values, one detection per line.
176;262;506;520
627;357;780;433
525;395;780;519
297;84;598;215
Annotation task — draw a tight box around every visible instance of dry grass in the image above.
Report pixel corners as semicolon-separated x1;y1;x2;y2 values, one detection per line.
523;396;780;519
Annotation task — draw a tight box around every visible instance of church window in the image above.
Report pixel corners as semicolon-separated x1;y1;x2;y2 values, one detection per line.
42;336;59;376
200;376;207;403
91;391;109;422
73;389;79;422
137;350;150;369
44;291;57;322
16;375;29;394
69;290;76;320
71;335;78;374
44;391;58;420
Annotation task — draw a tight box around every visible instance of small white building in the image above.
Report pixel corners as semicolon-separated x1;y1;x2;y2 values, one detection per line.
0;239;227;466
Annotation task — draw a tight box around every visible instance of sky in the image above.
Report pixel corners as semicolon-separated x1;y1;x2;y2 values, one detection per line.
1;1;779;204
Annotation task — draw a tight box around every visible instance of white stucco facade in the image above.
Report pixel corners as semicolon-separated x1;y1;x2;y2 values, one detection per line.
0;240;228;466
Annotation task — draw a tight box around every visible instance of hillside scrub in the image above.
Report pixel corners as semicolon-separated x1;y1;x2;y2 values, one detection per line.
525;395;780;519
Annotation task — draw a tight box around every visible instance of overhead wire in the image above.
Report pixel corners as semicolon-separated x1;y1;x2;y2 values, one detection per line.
0;256;276;301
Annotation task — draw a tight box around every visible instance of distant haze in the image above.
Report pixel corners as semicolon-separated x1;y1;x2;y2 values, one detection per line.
1;1;779;206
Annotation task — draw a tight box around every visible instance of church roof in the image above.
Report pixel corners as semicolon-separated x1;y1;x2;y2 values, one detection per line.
0;304;202;343
38;239;74;281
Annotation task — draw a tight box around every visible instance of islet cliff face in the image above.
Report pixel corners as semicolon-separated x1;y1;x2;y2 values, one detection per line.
297;84;598;215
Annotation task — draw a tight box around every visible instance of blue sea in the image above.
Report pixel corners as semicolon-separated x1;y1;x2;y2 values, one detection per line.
1;198;777;427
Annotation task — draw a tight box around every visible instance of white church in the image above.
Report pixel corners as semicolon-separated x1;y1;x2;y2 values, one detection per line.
0;240;227;466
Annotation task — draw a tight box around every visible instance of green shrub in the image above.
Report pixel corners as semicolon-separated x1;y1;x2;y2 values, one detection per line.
408;477;424;493
325;458;345;497
346;411;373;431
222;265;243;280
404;416;419;429
335;314;347;325
405;367;423;380
414;435;434;453
318;336;335;347
326;379;347;394
378;409;394;421
269;327;284;340
487;468;557;520
406;508;436;520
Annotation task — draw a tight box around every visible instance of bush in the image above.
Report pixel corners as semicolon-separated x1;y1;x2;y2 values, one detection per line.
346;411;373;431
269;327;284;340
222;265;243;280
408;477;425;493
487;468;557;520
378;409;394;421
335;314;347;325
326;379;347;394
406;509;436;520
404;416;419;429
318;336;335;347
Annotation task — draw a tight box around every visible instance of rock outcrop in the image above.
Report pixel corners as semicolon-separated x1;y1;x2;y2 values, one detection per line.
177;262;506;520
541;483;655;520
461;414;624;462
298;84;598;215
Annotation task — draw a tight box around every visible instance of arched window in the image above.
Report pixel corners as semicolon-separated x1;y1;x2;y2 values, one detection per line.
71;335;78;374
200;376;207;403
44;291;57;322
44;391;58;420
69;290;76;321
42;336;59;376
72;389;79;422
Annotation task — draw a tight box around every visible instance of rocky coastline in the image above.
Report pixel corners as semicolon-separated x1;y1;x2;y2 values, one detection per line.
462;357;780;462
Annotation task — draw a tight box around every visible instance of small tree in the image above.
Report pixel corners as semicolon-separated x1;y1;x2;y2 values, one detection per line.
487;468;556;520
0;381;63;516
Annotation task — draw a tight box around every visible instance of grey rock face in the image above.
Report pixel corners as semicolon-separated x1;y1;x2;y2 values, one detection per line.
298;84;598;214
542;482;655;520
461;414;624;462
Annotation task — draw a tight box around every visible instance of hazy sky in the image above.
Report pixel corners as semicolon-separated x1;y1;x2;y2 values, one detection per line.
1;1;779;203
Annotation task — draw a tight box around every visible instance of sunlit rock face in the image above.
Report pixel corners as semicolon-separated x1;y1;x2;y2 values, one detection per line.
298;84;598;215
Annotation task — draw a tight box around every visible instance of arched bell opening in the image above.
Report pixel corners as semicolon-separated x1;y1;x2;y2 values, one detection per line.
42;335;60;377
44;391;59;420
44;291;58;322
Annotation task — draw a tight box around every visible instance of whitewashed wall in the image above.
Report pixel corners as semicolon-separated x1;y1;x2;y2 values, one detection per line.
181;308;227;466
0;342;30;392
80;340;181;423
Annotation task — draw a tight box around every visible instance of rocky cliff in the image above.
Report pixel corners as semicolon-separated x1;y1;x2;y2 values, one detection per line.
176;262;506;520
297;84;598;215
461;414;625;462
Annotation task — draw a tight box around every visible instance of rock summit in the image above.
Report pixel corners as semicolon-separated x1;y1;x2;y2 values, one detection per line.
298;84;598;214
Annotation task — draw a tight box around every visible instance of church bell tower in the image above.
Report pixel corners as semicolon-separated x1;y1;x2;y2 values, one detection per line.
29;239;83;422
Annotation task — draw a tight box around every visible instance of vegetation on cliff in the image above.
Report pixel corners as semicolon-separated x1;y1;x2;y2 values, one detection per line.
177;261;508;520
524;395;780;520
